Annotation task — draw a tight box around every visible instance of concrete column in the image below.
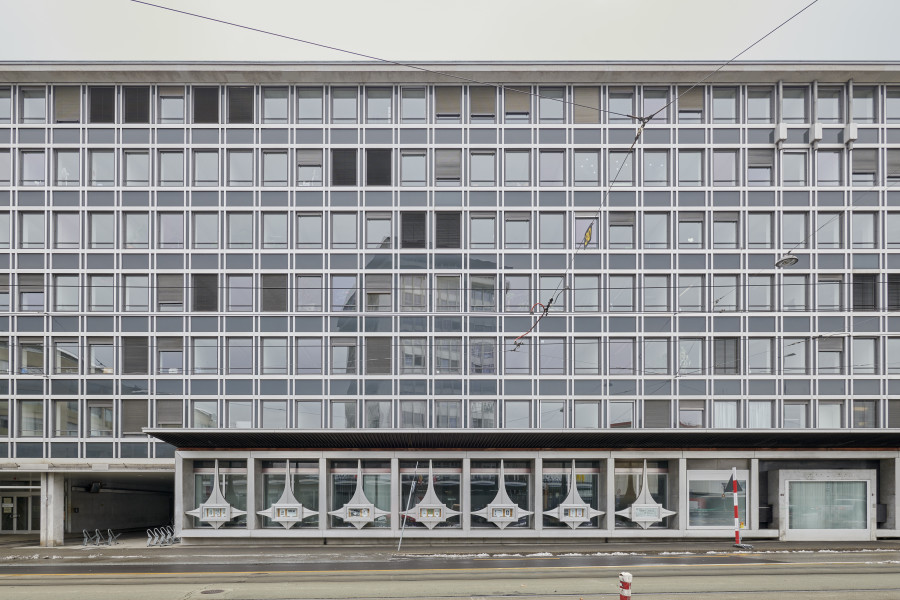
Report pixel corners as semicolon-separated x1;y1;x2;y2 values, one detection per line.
174;452;190;535
750;458;760;531
40;473;65;547
245;457;257;530
605;457;615;533
461;457;471;531
676;457;687;531
880;457;898;530
390;457;399;534
533;457;542;532
318;457;327;533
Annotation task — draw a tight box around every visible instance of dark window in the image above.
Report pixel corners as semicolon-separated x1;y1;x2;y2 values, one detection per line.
401;212;426;248
644;399;671;428
123;87;150;123
261;274;287;312
435;212;461;248
157;274;183;311
228;87;253;124
332;149;357;186
713;338;739;374
156;399;183;427
888;274;900;311
366;337;391;374
123;337;148;375
366;149;392;186
853;274;877;311
193;87;219;124
89;86;115;123
121;399;148;436
192;274;218;312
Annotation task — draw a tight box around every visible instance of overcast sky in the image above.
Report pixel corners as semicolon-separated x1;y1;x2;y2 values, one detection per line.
0;0;898;63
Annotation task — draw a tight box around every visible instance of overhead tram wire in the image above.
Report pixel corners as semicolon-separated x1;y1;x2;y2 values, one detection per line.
128;0;637;121
528;0;824;344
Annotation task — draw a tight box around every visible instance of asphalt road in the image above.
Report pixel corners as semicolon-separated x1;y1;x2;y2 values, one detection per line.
2;550;900;599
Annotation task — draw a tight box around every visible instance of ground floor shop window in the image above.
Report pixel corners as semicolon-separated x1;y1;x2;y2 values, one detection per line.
330;460;390;528
398;460;461;528
542;460;602;528
192;460;247;528
471;461;531;528
788;481;867;530
688;470;747;527
260;461;319;528
614;460;669;528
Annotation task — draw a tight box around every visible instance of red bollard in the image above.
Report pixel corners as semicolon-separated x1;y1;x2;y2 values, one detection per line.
618;572;632;599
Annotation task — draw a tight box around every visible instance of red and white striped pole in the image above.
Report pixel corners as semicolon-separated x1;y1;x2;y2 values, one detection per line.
618;572;632;600
732;466;741;546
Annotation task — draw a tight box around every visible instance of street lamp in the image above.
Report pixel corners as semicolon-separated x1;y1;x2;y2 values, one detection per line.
775;253;799;268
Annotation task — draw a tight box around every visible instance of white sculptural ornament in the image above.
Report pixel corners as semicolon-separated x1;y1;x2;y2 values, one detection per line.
400;461;460;529
256;460;318;529
543;460;604;529
614;459;676;529
186;459;247;529
328;460;389;529
471;460;533;529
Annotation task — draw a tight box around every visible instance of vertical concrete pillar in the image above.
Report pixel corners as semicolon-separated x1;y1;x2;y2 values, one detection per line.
245;456;257;530
40;473;65;547
605;457;616;533
461;457;471;532
174;452;190;536
750;458;760;531
533;456;543;532
879;457;898;530
318;456;327;533
676;457;687;531
390;457;399;534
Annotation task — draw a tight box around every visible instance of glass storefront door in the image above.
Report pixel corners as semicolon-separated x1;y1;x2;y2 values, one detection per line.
0;495;38;532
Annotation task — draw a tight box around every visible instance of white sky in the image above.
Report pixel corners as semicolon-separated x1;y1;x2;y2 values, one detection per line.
0;0;898;63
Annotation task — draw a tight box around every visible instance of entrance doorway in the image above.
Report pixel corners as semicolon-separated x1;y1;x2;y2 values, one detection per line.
0;495;40;532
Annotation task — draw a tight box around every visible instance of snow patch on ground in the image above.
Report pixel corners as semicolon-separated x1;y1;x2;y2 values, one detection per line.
659;551;695;555
526;552;553;557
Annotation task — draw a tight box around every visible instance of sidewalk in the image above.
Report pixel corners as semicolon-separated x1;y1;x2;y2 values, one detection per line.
2;533;899;565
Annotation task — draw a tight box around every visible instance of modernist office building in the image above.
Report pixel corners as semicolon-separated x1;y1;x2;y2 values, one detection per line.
0;62;899;545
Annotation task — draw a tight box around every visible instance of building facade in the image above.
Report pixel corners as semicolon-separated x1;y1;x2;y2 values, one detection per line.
0;62;899;545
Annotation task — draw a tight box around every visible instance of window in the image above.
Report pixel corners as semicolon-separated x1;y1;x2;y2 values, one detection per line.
434;86;462;122
782;152;807;186
227;400;251;428
399;150;426;186
435;400;461;428
470;214;495;249
713;213;738;248
261;338;288;374
262;213;287;249
53;400;79;436
504;150;530;186
331;87;358;123
538;87;564;123
227;338;252;374
226;150;253;186
190;338;218;375
783;338;808;374
87;212;114;249
228;213;253;248
53;212;79;248
712;275;738;312
817;150;842;186
573;215;597;250
852;86;876;123
539;275;565;311
89;275;114;311
364;400;391;428
852;149;877;186
853;400;877;428
365;274;391;312
88;339;114;374
296;149;322;186
157;274;183;311
818;337;844;374
297;214;322;248
435;338;461;374
574;338;600;374
748;338;773;374
55;150;79;186
678;213;703;248
400;274;426;311
644;275;669;311
365;337;391;375
749;401;773;428
0;87;8;123
817;87;842;123
748;275;773;310
20;150;45;185
678;150;703;186
123;86;149;124
679;400;705;428
227;87;253;124
19;339;44;374
609;212;635;249
470;86;496;122
54;275;79;311
677;338;703;375
122;337;148;375
504;275;530;312
539;338;565;374
853;273;877;311
714;401;740;429
470;337;496;374
504;85;529;123
816;212;841;248
539;150;564;186
400;212;426;248
890;274;900;311
643;150;668;186
640;212;668;249
852;337;877;375
193;400;218;428
539;213;564;249
19;400;44;437
399;337;427;374
608;88;634;123
123;151;149;186
470;275;495;312
678;86;703;123
435;211;461;249
782;87;808;123
365;87;392;123
88;150;114;186
644;400;671;428
713;338;739;374
435;149;461;185
574;150;599;186
435;275;460;311
157;338;183;374
400;87;426;123
192;86;219;123
122;275;149;313
158;151;183;186
783;274;808;311
332;400;357;428
20;87;46;123
470;151;495;186
18;274;44;311
609;338;634;374
784;403;808;428
644;339;669;374
678;275;704;312
188;150;218;187
712;87;737;123
191;213;218;249
609;401;634;428
783;212;808;249
609;151;633;186
713;150;738;186
227;275;253;311
609;275;634;311
53;86;79;123
297;338;322;374
399;400;426;428
297;88;322;123
331;275;357;312
0;151;9;185
505;338;530;374
851;212;877;248
262;151;288;186
747;212;773;248
331;149;357;186
470;400;496;428
817;275;842;310
747;149;773;186
87;86;115;124
192;274;218;312
158;86;184;123
365;149;391;186
643;88;668;122
261;87;288;123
